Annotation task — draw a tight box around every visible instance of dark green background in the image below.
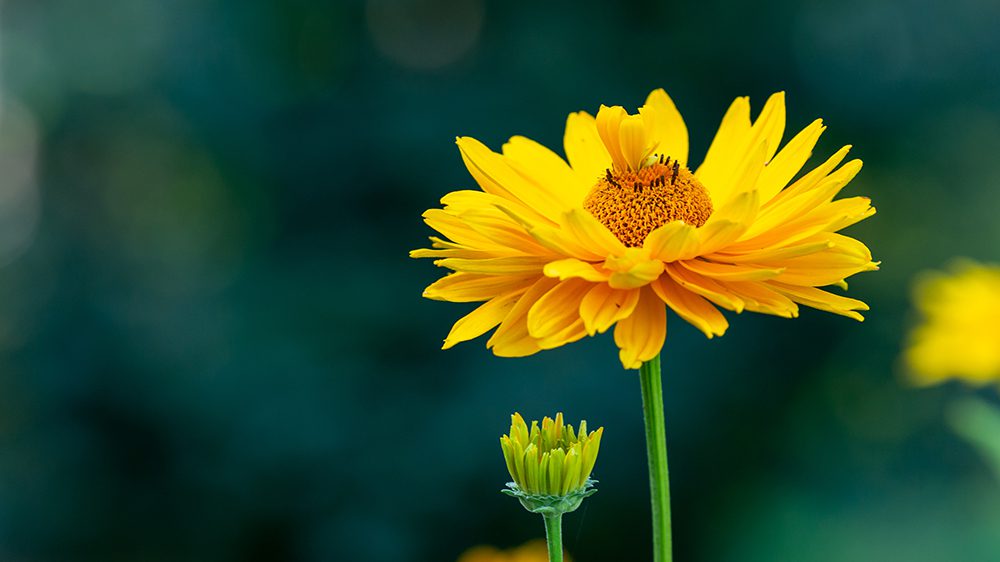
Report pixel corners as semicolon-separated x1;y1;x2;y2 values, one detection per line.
0;0;998;560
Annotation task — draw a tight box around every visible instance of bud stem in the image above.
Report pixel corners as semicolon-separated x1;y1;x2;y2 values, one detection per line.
639;353;672;562
542;513;563;562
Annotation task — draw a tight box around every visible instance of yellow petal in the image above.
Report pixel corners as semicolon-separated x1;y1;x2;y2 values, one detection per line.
769;281;869;321
665;263;745;312
435;256;551;275
561;208;627;256
639;88;689;165
680;260;784;282
704;138;768;209
761;145;852;210
595;105;629;170
605;249;665;289
563;111;612;188
748;159;863;237
423;272;537;302
487;277;559;357
613;286;667;369
697;94;783;206
728;196;874;252
695;96;751;191
456;136;568;221
502;136;588;209
536;318;588;350
527;279;592;339
618;114;653;171
579;283;641;335
644;221;701;262
744;91;786;163
422;209;505;250
526;223;607;261
457;209;551;253
443;291;524;349
757;118;825;203
651;276;729;338
722;280;799;317
710;237;834;264
543;258;610;282
697;190;761;255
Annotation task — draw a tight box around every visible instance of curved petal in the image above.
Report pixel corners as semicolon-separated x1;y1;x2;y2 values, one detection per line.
760;145;853;210
544;258;610;282
613;286;667;369
605;248;665;289
422;209;507;250
747;159;863;238
443;291;524;349
697;93;784;206
502;135;591;206
561;208;628;257
651;276;729;338
527;278;592;340
768;281;869;321
695;96;751;188
423;272;538;302
563;111;612;187
697;190;760;255
595;105;629;170
457;136;568;222
579;284;640;335
701;139;768;210
727;196;874;252
680;260;784;282
525;224;607;261
665;263;745;312
617;114;654;171
721;280;799;317
644;221;701;262
639;88;689;165
435;256;551;275
757;118;825;204
487;277;559;357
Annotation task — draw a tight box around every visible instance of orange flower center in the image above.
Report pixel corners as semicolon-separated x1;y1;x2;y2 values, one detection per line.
582;156;714;247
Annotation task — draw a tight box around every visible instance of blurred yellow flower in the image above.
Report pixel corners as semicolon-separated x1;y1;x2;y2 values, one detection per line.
457;539;571;562
501;412;602;498
413;89;877;369
905;260;1000;386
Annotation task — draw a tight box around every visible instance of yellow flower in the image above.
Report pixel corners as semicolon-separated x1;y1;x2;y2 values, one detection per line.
500;413;602;500
413;90;878;369
904;260;1000;386
457;540;570;562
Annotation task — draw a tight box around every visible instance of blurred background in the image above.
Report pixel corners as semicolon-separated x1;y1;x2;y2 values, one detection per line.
0;0;998;560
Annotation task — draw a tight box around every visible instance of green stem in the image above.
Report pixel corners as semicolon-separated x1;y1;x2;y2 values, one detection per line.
639;353;672;562
543;514;563;562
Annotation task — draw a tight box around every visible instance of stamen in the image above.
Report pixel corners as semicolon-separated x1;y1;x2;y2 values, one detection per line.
583;159;714;248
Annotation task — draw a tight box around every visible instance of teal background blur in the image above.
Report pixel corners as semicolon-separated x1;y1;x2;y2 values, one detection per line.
0;0;999;561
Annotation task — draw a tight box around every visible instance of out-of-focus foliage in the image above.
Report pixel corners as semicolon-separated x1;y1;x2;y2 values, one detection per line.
0;0;998;561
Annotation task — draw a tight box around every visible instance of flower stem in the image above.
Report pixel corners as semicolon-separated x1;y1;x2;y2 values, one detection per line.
639;353;672;562
543;514;563;562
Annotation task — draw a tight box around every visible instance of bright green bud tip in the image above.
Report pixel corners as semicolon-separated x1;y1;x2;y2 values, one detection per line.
500;412;604;502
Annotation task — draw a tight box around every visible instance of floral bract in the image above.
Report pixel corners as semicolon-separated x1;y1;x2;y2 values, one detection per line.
500;412;602;502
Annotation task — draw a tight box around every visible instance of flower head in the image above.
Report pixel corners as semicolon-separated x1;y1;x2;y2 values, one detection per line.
499;412;602;515
904;260;1000;386
413;89;878;368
